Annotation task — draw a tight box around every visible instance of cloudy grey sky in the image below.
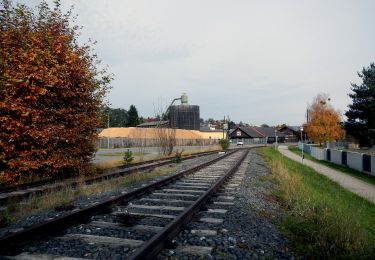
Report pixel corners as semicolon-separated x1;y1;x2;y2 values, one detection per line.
17;0;375;125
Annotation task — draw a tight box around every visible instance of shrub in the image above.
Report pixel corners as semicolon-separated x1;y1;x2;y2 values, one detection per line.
172;150;183;163
123;149;134;165
0;0;111;184
219;139;230;150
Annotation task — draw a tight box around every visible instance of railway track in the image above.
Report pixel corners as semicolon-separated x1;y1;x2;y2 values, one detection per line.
0;149;250;259
0;150;221;207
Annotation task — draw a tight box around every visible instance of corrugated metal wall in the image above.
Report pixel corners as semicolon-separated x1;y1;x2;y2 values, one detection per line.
169;105;200;130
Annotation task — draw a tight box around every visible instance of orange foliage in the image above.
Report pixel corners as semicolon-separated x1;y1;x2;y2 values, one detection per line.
0;1;111;184
305;94;344;145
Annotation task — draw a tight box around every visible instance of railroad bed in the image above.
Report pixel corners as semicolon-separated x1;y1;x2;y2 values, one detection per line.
1;149;251;259
0;150;221;208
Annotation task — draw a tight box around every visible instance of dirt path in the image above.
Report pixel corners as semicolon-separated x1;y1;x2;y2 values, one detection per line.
278;145;375;204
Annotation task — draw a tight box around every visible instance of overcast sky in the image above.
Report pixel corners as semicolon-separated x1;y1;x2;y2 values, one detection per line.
16;0;375;125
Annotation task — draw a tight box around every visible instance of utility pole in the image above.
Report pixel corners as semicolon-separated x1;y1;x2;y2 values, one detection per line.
306;108;308;123
227;115;230;141
275;129;278;150
223;116;225;139
107;111;110;149
300;126;304;163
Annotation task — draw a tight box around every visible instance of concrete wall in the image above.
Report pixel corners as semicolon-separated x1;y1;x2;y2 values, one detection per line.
304;145;311;154
297;143;325;160
311;147;325;160
371;156;375;177
346;152;363;172
298;142;311;154
297;144;374;176
331;149;342;165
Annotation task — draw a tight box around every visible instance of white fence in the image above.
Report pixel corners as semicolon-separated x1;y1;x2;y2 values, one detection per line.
310;147;326;160
347;152;363;172
298;143;325;160
298;142;375;176
330;150;342;165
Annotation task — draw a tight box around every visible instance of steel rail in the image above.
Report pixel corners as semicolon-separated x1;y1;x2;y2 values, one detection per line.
0;150;221;193
0;150;237;255
0;150;221;205
128;149;250;260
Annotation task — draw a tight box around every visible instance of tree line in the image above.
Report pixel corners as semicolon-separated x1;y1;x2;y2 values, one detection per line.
100;104;140;128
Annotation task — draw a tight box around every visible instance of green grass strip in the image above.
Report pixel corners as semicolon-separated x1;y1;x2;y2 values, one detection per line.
259;147;375;259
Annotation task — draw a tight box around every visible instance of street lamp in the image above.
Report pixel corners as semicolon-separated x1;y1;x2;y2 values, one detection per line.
300;126;304;163
274;129;278;150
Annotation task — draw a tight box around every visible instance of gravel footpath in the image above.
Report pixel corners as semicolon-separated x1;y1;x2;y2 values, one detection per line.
159;149;293;259
0;153;222;237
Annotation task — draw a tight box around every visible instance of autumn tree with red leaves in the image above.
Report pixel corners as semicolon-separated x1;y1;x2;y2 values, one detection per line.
305;94;344;146
0;0;112;184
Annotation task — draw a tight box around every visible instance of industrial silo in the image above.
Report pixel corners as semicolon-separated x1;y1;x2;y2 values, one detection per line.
169;94;200;130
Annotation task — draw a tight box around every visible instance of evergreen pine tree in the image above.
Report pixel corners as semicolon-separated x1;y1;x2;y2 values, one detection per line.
345;63;375;147
127;105;140;126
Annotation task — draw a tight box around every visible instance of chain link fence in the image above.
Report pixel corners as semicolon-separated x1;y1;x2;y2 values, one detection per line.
97;137;219;149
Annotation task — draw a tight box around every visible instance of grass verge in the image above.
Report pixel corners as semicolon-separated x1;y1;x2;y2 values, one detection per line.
288;145;375;186
94;154;159;170
180;145;221;157
4;146;221;187
259;147;375;259
95;145;221;170
99;151;146;157
1;166;176;225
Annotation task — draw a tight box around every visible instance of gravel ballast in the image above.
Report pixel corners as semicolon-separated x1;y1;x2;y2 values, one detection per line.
1;149;294;259
159;148;293;259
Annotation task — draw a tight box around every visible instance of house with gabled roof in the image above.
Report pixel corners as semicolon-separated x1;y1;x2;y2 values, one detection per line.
278;125;301;142
229;126;285;144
